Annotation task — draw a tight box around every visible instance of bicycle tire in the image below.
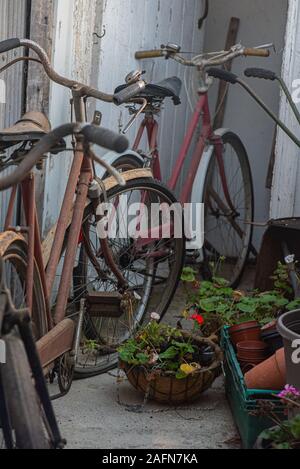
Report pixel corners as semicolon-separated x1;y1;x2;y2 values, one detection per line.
0;333;50;449
107;154;143;173
0;240;47;339
74;178;185;377
202;131;254;287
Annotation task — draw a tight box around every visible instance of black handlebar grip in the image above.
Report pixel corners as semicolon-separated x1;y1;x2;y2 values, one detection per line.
113;81;146;105
244;68;277;81
0;38;21;54
207;68;238;84
81;125;128;153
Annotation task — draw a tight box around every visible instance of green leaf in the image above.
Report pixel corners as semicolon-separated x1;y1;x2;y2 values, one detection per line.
219;287;234;297
181;267;197;282
216;303;230;314
259;294;278;303
171;341;195;354
290;416;300;439
159;346;178;360
273;442;291;449
287;299;300;311
213;276;229;287
200;297;219;312
237;301;257;314
275;298;289;307
175;370;188;379
135;353;149;365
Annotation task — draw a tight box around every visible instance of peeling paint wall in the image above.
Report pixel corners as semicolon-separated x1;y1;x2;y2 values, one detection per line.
42;0;98;235
204;0;288;249
94;0;205;188
0;0;27;227
42;0;204;234
72;0;98;83
271;0;300;219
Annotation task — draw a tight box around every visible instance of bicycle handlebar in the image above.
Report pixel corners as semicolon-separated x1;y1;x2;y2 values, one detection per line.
0;124;128;191
135;50;165;60
207;68;238;84
113;81;147;105
0;38;146;103
244;68;277;81
135;44;271;67
0;38;21;53
243;48;270;57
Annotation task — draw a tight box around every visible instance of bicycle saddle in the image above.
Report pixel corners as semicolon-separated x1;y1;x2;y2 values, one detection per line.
0;111;51;150
115;77;182;105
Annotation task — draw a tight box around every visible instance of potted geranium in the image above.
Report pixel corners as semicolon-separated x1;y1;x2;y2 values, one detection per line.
255;385;300;449
118;313;222;404
180;263;300;344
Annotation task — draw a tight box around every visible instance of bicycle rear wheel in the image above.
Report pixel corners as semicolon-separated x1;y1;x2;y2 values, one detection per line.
75;178;185;377
0;333;50;449
202;131;254;287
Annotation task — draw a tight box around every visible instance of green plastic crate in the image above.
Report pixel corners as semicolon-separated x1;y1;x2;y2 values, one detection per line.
221;327;286;449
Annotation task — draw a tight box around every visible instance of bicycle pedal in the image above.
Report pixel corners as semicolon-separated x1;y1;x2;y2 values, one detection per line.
86;292;123;318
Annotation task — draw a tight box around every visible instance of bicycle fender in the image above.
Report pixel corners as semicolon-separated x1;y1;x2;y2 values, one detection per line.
102;168;154;192
95;150;144;179
0;231;26;256
186;128;230;257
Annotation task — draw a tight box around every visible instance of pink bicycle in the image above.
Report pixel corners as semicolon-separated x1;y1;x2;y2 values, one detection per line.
110;43;271;287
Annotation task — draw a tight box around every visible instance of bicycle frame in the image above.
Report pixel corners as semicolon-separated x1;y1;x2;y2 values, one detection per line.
2;91;126;369
132;92;233;206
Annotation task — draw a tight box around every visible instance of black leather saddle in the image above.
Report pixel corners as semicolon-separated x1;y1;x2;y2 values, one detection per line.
115;76;182;105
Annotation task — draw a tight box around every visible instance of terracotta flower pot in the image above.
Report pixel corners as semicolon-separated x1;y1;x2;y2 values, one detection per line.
239;359;267;374
229;321;261;347
237;341;269;374
245;348;286;390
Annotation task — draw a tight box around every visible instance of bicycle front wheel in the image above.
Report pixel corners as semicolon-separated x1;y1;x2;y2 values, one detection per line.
75;178;185;377
202;131;254;287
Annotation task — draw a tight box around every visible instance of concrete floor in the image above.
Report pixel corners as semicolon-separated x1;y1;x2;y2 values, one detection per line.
54;374;239;449
54;280;245;449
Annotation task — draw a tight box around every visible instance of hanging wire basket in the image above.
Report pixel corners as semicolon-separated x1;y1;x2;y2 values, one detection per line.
120;333;223;404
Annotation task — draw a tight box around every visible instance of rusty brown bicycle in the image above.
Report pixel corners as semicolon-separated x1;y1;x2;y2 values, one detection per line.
0;38;185;385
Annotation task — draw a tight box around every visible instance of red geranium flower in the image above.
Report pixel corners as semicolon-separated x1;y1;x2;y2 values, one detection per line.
190;314;204;326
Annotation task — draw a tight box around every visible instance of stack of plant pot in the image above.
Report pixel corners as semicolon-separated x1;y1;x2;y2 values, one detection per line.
244;347;286;390
229;320;287;390
242;310;300;391
237;341;269;374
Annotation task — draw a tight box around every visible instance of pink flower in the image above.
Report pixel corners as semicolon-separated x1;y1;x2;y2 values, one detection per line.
278;384;300;399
